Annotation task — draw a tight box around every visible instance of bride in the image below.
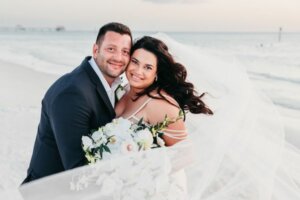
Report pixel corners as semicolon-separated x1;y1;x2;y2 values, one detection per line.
115;36;212;199
18;34;300;200
115;36;212;144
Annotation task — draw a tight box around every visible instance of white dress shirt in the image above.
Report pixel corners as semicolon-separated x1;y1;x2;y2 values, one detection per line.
89;58;122;107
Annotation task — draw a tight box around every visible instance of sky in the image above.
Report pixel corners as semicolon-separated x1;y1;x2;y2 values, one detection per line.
0;0;300;32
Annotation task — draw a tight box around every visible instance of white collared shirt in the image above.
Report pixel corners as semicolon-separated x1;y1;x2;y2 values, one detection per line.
89;58;122;107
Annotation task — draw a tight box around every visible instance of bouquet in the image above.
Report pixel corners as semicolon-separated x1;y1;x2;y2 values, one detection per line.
82;111;184;164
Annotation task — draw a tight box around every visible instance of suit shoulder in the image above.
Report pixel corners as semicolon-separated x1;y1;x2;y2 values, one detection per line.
44;65;92;100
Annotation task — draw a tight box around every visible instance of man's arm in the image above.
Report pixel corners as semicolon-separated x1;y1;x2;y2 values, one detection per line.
50;91;91;169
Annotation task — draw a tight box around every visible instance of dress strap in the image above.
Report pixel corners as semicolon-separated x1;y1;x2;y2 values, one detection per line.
163;129;187;140
126;97;154;121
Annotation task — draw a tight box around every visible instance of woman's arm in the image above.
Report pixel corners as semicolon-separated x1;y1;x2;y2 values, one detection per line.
146;96;187;146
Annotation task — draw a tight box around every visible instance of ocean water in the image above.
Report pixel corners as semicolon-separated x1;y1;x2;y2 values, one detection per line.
0;30;299;145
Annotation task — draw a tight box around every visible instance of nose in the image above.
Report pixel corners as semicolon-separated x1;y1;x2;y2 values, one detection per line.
134;65;144;75
113;51;123;62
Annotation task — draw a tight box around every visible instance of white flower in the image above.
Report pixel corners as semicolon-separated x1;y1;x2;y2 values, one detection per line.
108;135;117;144
156;136;165;147
103;123;114;133
91;130;103;141
92;149;104;160
109;119;133;141
130;123;139;131
115;84;126;100
82;136;93;150
95;138;107;147
134;129;154;150
117;117;132;132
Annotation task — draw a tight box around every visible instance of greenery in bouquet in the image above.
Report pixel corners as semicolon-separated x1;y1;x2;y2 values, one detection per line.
82;110;184;164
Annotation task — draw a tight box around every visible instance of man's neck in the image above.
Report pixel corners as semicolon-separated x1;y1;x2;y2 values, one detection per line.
101;73;114;87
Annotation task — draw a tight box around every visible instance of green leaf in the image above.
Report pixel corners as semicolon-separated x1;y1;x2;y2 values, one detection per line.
103;145;111;154
137;117;144;126
99;146;103;157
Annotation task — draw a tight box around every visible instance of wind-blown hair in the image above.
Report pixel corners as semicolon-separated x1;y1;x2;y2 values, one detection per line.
131;36;213;116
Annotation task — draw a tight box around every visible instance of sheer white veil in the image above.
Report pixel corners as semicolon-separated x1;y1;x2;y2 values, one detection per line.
15;33;300;200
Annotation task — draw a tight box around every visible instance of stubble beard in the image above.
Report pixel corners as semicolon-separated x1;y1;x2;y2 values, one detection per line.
102;63;126;80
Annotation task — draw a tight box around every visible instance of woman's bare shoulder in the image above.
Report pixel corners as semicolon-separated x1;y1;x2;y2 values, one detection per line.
149;91;179;108
146;92;181;123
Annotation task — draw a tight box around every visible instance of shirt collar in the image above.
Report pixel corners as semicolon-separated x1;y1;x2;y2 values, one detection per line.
89;57;122;92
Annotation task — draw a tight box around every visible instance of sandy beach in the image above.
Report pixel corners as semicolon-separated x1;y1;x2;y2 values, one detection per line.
0;60;58;189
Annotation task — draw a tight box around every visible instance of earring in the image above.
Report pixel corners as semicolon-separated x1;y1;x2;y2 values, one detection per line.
155;76;158;81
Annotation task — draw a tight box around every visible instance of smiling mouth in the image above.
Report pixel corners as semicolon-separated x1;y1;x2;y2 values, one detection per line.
108;61;123;68
131;73;143;82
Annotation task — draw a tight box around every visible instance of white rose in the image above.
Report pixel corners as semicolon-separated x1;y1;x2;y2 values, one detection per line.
82;136;93;150
117;117;132;131
91;130;103;141
103;122;114;133
94;137;107;147
134;129;154;150
111;122;133;141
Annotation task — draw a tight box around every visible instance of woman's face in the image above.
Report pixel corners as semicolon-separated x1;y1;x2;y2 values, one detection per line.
126;48;157;91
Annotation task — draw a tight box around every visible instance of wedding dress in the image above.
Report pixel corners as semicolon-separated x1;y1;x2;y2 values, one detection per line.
124;94;189;199
14;33;300;200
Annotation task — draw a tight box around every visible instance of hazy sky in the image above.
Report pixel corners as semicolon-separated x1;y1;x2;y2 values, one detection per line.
1;0;299;32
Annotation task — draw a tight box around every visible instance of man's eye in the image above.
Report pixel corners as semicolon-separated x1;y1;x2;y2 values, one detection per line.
107;48;114;52
123;50;129;55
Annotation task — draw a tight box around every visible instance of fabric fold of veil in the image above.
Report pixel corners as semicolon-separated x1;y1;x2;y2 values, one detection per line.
16;34;300;200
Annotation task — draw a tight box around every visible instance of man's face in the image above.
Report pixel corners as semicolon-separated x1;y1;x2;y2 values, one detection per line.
93;31;131;84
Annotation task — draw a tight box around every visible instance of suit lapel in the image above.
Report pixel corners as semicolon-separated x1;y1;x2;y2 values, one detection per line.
82;57;116;119
95;84;115;118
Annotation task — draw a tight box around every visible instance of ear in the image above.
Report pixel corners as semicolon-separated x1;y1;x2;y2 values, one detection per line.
92;43;99;58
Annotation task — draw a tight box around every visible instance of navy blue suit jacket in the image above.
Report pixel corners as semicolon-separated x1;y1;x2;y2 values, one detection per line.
22;56;115;184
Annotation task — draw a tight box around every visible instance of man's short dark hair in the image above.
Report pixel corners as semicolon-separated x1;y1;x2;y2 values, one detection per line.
96;22;132;45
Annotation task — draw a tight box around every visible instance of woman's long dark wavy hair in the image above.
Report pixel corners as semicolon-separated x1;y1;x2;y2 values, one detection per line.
131;36;213;116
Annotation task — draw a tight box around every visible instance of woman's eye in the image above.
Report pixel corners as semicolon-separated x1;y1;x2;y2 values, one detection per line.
145;66;152;70
131;59;138;64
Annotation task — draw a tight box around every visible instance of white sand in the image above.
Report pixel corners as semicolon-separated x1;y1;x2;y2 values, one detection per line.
0;60;58;189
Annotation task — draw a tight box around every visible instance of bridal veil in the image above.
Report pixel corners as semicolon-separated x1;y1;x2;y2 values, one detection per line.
17;33;300;200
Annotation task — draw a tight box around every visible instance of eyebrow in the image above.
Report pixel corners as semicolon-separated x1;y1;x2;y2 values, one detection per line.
132;57;154;67
131;57;139;62
106;44;129;51
145;64;154;68
105;44;117;47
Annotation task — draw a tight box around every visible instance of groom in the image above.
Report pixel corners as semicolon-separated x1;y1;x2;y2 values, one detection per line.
22;22;132;184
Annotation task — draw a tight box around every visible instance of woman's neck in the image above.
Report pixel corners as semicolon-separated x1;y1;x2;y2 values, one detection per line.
128;88;142;98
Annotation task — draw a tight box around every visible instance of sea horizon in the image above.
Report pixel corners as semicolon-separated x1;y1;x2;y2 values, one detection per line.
1;25;300;34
